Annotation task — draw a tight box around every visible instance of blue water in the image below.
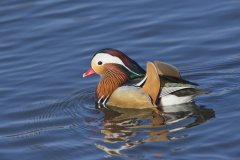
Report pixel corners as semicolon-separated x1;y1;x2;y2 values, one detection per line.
1;1;240;160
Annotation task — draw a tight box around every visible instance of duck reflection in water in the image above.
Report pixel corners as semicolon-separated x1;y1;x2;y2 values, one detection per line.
95;102;215;157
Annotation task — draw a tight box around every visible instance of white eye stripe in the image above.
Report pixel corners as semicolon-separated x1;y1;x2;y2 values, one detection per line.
92;53;142;76
93;53;124;66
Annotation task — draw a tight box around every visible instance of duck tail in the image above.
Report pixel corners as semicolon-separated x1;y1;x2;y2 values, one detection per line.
199;89;209;94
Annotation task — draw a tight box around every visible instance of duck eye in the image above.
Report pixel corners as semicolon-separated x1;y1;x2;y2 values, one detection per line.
98;61;103;65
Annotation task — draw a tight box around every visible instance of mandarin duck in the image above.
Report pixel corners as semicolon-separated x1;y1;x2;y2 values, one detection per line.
83;48;207;109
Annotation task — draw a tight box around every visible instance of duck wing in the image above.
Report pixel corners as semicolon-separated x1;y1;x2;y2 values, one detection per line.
142;62;161;104
133;61;207;100
153;61;181;78
160;75;198;86
159;82;207;98
154;60;198;85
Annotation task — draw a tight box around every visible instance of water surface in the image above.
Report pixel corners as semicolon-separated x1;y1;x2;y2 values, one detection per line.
1;0;240;160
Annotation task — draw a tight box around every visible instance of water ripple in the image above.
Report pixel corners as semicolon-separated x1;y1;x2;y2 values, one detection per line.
0;0;240;159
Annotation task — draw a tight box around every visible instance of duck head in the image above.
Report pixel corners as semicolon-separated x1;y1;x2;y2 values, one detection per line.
83;48;145;99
